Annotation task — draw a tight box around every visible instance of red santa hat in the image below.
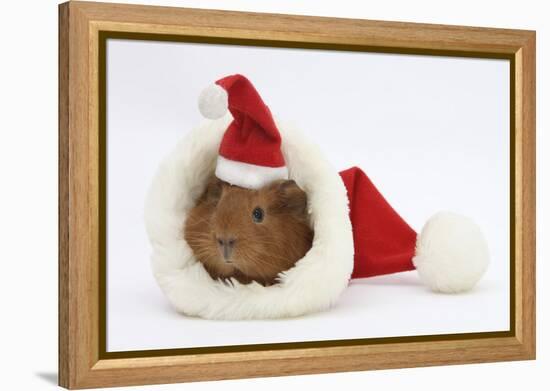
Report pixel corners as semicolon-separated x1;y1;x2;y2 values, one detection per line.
198;75;489;292
198;74;288;189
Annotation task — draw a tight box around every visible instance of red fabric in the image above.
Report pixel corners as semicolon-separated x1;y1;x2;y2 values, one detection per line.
216;74;285;168
339;167;417;279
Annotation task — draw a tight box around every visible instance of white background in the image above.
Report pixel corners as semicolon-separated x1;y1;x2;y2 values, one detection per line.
0;0;547;390
107;40;510;352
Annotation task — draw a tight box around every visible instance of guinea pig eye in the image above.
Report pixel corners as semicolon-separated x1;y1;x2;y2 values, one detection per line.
252;207;264;223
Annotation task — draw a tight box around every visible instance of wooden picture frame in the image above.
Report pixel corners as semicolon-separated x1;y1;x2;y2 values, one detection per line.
58;1;536;389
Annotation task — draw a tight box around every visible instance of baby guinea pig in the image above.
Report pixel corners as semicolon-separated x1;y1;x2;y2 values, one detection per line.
183;176;314;286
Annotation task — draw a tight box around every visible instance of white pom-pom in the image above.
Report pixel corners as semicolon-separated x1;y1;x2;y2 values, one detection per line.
198;84;228;119
413;211;489;293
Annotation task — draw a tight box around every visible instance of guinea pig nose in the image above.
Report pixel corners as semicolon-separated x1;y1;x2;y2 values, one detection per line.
216;236;236;261
216;236;236;247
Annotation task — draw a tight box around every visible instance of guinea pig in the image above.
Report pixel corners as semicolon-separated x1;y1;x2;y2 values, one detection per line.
183;176;314;286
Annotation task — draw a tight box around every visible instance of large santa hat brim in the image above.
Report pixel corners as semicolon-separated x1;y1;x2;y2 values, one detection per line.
145;114;354;320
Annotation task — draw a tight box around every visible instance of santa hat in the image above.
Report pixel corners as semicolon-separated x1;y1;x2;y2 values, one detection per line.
198;75;489;293
198;74;288;189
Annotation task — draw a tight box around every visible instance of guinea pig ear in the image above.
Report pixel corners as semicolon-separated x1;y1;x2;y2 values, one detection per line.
271;180;308;216
203;176;225;203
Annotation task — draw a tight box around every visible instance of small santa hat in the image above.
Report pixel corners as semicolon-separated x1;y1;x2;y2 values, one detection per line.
340;167;490;292
198;74;288;189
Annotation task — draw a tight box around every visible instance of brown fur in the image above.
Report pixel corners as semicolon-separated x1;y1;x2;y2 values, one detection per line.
183;176;314;286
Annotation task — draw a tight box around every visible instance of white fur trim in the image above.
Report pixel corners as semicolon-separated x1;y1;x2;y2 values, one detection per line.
145;114;354;319
413;211;490;293
198;84;228;119
215;156;288;189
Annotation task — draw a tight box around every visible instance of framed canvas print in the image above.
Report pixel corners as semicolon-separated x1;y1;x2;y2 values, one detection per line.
58;1;536;389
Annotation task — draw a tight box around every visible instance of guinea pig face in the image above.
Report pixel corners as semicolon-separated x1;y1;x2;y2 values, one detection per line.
207;178;313;285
